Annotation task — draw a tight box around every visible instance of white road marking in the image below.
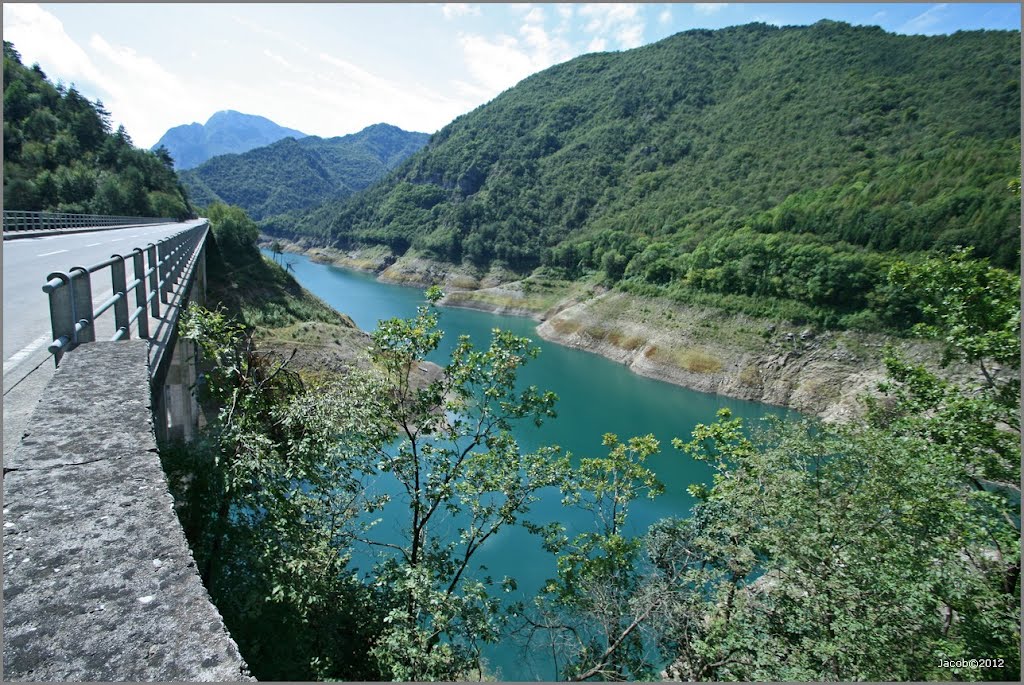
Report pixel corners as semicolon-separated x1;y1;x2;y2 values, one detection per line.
37;249;68;257
109;238;125;242
3;333;53;375
86;242;102;247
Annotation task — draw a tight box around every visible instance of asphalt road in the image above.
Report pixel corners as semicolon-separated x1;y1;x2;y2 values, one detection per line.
2;221;202;380
2;221;205;460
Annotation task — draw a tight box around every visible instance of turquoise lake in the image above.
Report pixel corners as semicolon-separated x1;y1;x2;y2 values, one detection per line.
264;249;792;679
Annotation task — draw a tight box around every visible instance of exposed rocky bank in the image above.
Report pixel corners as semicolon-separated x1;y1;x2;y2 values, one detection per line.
259;239;961;421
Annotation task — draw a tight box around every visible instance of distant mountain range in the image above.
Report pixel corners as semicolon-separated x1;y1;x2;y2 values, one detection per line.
152;110;307;169
178;123;430;221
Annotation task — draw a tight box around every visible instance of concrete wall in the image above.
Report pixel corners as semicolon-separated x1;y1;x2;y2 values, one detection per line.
2;341;252;681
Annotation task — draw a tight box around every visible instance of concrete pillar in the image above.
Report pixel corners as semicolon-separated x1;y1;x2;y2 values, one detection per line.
161;337;199;443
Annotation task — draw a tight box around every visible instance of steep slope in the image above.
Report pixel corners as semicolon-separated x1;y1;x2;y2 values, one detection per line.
152;110;307;170
278;21;1019;329
180;123;429;221
2;41;191;218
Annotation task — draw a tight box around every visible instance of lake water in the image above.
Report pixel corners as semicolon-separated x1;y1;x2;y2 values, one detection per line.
264;249;791;679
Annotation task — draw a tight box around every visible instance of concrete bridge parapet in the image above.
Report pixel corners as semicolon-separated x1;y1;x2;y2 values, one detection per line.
2;341;251;680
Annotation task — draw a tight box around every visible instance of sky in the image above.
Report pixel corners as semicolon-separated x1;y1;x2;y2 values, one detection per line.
3;3;1020;149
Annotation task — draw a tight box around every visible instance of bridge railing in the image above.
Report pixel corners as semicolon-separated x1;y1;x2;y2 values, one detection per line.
4;210;173;233
42;222;209;368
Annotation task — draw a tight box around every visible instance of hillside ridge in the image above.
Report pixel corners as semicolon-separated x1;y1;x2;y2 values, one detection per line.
266;21;1019;333
181;123;430;221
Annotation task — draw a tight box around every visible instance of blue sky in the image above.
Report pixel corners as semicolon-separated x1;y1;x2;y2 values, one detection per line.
3;3;1020;148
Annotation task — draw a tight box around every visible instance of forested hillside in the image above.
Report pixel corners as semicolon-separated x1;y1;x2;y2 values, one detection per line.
277;21;1020;329
2;41;192;219
152;110;307;170
180;124;429;221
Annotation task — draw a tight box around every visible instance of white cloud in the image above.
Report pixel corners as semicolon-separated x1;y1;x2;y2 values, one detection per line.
319;52;413;99
3;3;476;146
520;14;570;63
753;15;784;28
441;3;481;20
901;3;949;34
871;10;887;21
587;37;608;52
457;33;537;94
88;34;197;143
263;49;295;71
557;5;573;20
453;3;577;101
89;35;183;91
451;78;494;101
231;14;302;49
314;51;472;133
2;3;111;94
2;4;211;146
577;3;645;50
578;4;638;34
659;8;673;26
616;24;644;49
694;3;728;15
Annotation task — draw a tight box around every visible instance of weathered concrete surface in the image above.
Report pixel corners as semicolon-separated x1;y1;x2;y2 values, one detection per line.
2;340;252;681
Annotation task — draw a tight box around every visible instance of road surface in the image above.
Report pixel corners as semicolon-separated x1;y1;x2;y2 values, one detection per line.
3;221;202;379
2;221;203;460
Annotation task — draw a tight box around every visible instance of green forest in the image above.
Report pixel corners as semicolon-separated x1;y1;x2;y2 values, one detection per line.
170;210;1020;681
270;21;1019;330
2;41;192;218
180;124;428;223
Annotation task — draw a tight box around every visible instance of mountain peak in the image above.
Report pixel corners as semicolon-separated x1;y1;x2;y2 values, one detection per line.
151;111;307;169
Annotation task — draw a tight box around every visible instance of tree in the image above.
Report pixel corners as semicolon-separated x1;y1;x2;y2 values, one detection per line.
174;304;393;680
525;433;665;681
886;246;1020;406
662;408;1020;681
270;240;284;265
207;202;260;263
172;288;572;680
363;286;569;680
645;249;1022;681
3;41;190;216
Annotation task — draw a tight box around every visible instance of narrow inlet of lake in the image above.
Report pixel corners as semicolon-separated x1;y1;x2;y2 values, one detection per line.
263;249;793;679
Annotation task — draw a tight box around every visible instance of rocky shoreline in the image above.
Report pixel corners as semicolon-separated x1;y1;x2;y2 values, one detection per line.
534;294;891;423
259;237;954;420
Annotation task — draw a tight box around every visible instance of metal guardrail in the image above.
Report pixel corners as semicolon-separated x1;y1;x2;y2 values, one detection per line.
4;210;173;233
42;222;209;367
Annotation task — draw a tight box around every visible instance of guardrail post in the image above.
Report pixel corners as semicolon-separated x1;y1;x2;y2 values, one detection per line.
111;255;130;340
70;267;95;345
157;241;170;304
43;272;73;367
146;243;160;318
132;248;150;339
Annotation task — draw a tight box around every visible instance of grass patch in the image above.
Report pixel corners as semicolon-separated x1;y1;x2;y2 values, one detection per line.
550;318;583;335
738;364;762;386
644;345;723;373
447;275;480;289
605;329;645;351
